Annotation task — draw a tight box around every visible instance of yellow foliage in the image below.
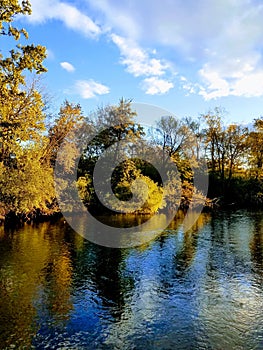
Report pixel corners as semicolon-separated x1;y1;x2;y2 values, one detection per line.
0;146;55;216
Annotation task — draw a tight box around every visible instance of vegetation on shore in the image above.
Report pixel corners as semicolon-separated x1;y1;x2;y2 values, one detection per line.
0;1;262;223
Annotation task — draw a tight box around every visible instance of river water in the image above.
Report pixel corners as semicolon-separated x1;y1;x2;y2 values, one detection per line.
0;210;262;349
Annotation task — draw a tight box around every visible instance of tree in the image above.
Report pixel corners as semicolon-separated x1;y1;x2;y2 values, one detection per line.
203;107;225;176
204;112;247;183
109;160;164;214
0;0;47;164
0;0;46;96
0;79;46;164
0;145;55;219
77;99;145;211
0;0;54;219
224;124;248;183
248;117;263;179
156;115;191;166
43;100;85;168
184;116;204;161
86;98;144;162
154;115;199;183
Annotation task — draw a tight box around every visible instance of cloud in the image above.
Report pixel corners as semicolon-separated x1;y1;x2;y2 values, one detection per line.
75;80;110;99
60;61;75;72
110;34;174;95
88;0;263;99
198;68;263;100
29;0;101;38
88;0;263;55
27;0;263;99
142;77;174;95
88;0;238;52
111;34;171;77
198;54;263;99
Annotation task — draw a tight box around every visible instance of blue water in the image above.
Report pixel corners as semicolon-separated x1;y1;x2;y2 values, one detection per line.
0;210;262;349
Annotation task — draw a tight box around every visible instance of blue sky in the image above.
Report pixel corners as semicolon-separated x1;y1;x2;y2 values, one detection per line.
15;0;263;124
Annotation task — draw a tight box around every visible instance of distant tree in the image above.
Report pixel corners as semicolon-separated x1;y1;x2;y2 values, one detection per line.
156;115;191;165
204;111;248;183
85;98;144;162
224;124;248;183
184;116;204;161
248;117;263;179
43;100;85;168
79;99;141;175
203;107;225;176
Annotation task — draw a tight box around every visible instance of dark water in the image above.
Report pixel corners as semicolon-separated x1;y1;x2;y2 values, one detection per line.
0;210;262;350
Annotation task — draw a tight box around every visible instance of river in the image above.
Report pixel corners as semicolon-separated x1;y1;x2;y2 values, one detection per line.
0;210;262;349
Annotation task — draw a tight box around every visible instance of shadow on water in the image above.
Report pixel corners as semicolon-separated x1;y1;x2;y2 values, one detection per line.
73;243;133;321
250;213;263;273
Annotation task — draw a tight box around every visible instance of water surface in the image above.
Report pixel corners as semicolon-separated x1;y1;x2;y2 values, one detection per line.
0;210;262;349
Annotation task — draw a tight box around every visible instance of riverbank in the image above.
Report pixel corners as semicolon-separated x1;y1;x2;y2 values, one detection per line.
1;196;261;230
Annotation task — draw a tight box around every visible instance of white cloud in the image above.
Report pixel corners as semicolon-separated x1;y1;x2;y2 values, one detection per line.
142;77;174;95
60;61;75;72
27;0;263;99
110;34;174;95
88;0;263;99
111;34;170;78
29;0;101;38
86;0;140;39
88;0;252;53
198;68;263;100
75;80;110;99
198;54;263;99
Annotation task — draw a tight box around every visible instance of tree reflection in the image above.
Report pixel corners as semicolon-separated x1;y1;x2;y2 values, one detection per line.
44;245;73;324
250;214;263;274
0;224;51;348
173;212;210;276
0;221;75;347
149;212;211;294
73;241;133;321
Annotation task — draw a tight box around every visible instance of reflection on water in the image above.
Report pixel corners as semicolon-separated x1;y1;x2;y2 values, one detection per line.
0;210;262;349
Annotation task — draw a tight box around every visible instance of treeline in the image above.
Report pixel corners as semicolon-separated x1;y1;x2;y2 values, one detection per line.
0;1;262;222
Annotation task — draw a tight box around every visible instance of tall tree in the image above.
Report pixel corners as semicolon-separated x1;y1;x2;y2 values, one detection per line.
0;0;46;95
248;117;263;179
0;0;47;164
81;99;144;177
224;124;248;183
88;98;143;160
203;107;225;175
43;100;85;168
0;0;54;219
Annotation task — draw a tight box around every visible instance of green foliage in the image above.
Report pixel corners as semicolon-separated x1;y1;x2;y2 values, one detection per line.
84;98;144;162
224;176;263;208
76;175;93;206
